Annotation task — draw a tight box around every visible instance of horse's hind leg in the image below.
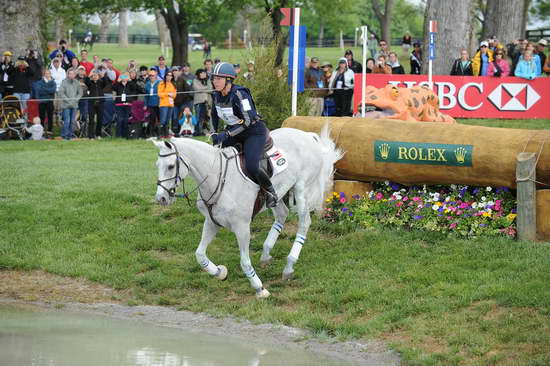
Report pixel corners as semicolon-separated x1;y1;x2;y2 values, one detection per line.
260;202;289;267
283;182;311;281
195;219;227;280
235;223;270;298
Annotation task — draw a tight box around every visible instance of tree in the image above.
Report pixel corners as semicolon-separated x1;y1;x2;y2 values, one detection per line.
530;0;549;21
0;0;44;57
372;0;396;44
483;0;527;46
119;8;129;48
423;0;474;75
99;13;117;43
154;9;171;48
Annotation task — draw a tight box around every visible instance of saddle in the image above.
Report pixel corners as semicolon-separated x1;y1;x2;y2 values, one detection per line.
235;135;275;181
227;134;275;218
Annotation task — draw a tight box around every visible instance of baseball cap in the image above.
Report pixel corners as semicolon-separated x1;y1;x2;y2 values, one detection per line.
480;41;489;47
311;57;319;62
247;60;255;65
17;56;25;61
538;39;548;46
338;57;347;64
321;61;332;68
3;51;12;56
171;66;181;71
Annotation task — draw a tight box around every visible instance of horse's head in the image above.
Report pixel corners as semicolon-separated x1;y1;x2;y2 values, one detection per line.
153;140;190;206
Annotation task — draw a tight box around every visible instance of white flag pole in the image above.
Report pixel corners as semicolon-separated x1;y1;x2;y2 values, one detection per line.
361;26;368;118
291;8;300;117
428;20;436;90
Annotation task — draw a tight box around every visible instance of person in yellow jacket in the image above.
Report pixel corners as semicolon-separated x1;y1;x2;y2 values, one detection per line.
157;71;177;137
471;41;494;76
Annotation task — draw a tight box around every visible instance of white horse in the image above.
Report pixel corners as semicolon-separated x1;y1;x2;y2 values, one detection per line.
153;124;342;298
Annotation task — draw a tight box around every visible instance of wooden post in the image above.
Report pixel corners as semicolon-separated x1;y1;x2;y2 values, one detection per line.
516;152;537;241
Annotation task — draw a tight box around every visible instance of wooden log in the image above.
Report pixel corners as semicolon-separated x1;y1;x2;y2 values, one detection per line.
536;190;550;242
333;180;373;200
516;153;537;241
282;117;550;189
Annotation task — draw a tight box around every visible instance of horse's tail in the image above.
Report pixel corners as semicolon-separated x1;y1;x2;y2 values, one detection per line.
308;122;344;213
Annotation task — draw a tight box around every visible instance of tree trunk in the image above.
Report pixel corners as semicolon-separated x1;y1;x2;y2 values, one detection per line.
269;4;287;67
318;21;324;48
55;18;64;42
0;0;42;57
118;9;129;48
483;0;526;46
423;0;474;75
99;13;113;43
372;0;395;43
155;9;171;47
521;0;531;38
162;7;188;66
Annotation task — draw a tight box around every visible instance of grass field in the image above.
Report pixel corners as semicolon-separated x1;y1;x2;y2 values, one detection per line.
1;116;550;365
83;43;410;73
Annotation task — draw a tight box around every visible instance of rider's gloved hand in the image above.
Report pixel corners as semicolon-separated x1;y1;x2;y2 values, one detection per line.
211;132;228;145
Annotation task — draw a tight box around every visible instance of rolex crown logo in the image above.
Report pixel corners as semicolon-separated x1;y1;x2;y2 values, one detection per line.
454;147;467;164
379;143;390;160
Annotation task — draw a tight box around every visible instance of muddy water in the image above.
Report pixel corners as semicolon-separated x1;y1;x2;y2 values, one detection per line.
0;304;356;366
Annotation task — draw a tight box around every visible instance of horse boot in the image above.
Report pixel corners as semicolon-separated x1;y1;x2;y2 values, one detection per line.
254;168;279;208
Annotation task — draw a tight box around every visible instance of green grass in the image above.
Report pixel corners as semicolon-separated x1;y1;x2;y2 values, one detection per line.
1;124;550;365
83;43;409;73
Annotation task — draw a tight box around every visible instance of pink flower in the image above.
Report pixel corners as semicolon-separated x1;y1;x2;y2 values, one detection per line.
457;210;463;215
340;198;346;204
396;201;403;207
403;196;409;202
375;192;384;200
449;223;457;229
459;202;469;209
412;196;421;202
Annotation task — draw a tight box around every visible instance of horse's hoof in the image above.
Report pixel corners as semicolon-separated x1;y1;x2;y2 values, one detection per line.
282;271;294;281
256;288;270;299
260;256;273;268
216;265;228;281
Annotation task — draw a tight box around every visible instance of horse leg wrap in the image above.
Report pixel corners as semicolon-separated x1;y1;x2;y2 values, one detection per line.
244;268;263;290
199;258;220;276
288;234;306;263
264;222;284;252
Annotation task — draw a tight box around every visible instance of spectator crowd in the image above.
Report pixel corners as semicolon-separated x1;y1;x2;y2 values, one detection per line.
1;35;549;140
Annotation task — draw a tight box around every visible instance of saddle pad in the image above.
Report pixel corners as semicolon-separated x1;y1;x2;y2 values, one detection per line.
266;145;289;176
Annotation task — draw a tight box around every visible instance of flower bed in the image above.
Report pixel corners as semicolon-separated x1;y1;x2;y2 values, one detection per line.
324;182;517;238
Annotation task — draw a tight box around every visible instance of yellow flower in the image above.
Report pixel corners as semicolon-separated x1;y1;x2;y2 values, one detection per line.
325;198;331;203
436;202;443;207
482;212;491;217
444;209;450;213
506;213;517;221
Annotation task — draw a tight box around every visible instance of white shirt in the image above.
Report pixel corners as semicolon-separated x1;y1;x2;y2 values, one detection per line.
26;124;44;140
50;66;66;91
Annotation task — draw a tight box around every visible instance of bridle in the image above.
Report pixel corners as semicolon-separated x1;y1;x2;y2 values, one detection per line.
156;145;205;206
156;143;234;227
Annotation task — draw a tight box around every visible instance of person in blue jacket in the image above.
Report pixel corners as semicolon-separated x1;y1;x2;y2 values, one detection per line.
210;62;278;208
515;50;539;80
144;69;161;137
48;40;76;71
34;69;57;134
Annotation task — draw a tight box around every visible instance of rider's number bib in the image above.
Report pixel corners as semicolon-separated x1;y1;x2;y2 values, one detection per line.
216;106;240;125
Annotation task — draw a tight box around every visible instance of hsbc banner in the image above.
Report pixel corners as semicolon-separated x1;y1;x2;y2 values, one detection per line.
353;74;550;119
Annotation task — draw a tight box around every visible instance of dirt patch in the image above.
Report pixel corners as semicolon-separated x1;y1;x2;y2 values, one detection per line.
0;270;400;366
0;270;130;303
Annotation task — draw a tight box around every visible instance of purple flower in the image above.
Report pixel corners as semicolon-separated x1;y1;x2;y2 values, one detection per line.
339;192;346;199
512;208;517;214
413;215;423;220
342;207;348;212
473;188;480;195
352;195;360;200
438;207;444;213
348;212;353;217
479;223;487;227
459;187;467;197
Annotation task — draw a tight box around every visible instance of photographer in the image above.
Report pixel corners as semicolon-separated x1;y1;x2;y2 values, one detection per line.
48;40;76;71
372;55;392;74
1;51;15;97
25;49;43;82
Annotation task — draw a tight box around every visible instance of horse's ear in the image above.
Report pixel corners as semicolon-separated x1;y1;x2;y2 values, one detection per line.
164;141;173;149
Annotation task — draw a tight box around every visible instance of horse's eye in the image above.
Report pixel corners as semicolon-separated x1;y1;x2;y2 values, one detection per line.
167;165;175;170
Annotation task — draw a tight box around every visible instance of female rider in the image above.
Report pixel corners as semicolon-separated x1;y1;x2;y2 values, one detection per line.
210;62;278;208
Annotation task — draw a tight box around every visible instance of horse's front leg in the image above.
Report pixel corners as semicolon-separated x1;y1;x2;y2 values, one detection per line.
195;219;227;280
260;202;289;267
283;182;311;281
234;223;270;299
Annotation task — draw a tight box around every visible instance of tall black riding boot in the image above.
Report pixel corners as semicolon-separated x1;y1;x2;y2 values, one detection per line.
254;168;279;208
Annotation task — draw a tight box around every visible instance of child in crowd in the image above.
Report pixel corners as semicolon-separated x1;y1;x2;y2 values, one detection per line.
25;117;44;140
178;106;194;137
